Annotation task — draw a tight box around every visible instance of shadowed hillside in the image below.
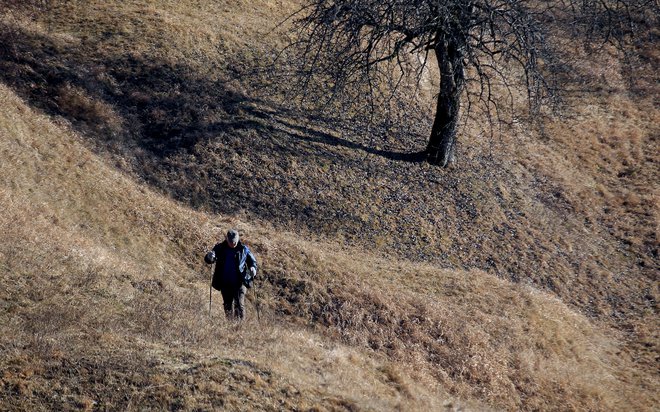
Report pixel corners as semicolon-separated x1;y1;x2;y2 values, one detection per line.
0;1;658;410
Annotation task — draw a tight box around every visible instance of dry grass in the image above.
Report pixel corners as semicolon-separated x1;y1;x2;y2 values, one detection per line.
1;82;657;410
0;1;658;410
0;83;465;411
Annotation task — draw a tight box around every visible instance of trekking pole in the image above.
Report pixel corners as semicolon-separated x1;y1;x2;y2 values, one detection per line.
209;266;213;316
254;276;261;322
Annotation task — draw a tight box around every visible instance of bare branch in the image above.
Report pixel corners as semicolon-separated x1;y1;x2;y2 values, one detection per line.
279;0;653;166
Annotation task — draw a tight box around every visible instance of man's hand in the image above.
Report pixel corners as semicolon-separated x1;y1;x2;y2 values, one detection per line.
204;251;216;264
243;266;257;288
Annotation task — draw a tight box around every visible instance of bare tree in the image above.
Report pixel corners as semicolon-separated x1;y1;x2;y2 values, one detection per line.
287;0;656;167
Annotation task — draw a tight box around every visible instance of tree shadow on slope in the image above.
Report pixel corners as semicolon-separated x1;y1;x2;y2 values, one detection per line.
0;19;429;242
0;22;423;163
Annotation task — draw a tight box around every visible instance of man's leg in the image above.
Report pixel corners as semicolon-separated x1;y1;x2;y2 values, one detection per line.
233;285;247;320
220;287;234;318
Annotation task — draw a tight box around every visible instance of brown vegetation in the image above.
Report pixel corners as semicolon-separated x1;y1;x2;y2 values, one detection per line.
0;1;657;410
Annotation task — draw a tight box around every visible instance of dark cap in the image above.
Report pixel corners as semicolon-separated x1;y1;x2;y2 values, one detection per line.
226;229;240;243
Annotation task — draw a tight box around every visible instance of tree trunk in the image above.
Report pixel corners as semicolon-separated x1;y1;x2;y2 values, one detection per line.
426;38;464;167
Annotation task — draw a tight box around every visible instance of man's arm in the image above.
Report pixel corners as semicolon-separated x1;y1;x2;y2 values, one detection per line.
245;246;258;276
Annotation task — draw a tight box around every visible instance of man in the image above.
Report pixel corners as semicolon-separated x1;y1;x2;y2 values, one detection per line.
204;229;258;320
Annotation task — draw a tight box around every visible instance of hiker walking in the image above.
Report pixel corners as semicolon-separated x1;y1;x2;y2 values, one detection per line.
205;229;258;320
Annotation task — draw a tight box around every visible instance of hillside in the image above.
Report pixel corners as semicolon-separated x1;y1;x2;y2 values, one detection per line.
1;1;658;411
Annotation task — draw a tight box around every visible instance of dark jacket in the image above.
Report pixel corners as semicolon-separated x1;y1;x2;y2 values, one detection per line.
205;241;257;290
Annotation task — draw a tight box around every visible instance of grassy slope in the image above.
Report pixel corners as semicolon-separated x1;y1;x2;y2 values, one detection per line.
0;1;657;410
0;83;461;411
1;79;653;411
2;0;655;325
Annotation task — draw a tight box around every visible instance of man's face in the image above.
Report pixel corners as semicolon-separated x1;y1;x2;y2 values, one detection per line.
227;238;237;248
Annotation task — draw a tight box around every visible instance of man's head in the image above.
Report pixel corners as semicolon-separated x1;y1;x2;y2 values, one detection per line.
226;229;240;248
